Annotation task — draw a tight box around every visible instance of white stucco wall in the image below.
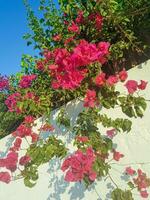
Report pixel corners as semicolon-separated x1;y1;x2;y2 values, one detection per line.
0;60;150;200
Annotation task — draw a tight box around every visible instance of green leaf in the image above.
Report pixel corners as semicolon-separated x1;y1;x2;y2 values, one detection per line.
111;188;134;200
137;97;147;111
24;177;36;188
134;106;143;118
122;119;132;132
127;181;135;189
122;106;135;118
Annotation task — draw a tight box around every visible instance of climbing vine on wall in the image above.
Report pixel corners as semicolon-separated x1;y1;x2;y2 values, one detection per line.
0;0;150;199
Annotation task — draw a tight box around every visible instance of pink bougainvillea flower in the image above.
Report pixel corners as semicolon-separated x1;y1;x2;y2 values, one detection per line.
24;91;36;99
133;169;150;191
88;13;103;30
10;138;22;152
97;42;110;56
43;50;52;60
76;136;89;143
19;74;37;88
72;40;99;66
5;92;21;112
68;21;80;33
12;124;32;138
61;147;96;182
19;155;31;166
125;167;136;176
107;75;118;86
24;116;35;124
4;151;18;172
48;40;110;90
64;20;69;25
88;13;96;20
51;81;60;89
95;14;103;30
89;171;97;181
0;172;11;184
51;47;88;90
75;10;84;24
36;60;45;71
124;80;138;94
138;80;148;90
113;150;124;161
61;158;71;172
119;69;128;82
48;64;58;70
0;75;9;91
140;190;149;198
95;73;106;87
83;89;97;108
97;42;110;64
12;121;39;143
106;129;116;139
0;158;5;167
31;133;39;143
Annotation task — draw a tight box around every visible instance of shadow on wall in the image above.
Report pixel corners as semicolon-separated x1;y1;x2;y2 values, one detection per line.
0;137;14;158
46;100;87;200
44;100;111;200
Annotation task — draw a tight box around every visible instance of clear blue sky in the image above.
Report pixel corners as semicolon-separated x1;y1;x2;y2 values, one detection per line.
0;0;58;76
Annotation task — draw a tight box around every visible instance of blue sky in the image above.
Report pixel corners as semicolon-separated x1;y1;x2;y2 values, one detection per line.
0;0;58;76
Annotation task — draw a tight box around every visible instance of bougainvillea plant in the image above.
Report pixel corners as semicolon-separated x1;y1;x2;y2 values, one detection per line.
0;0;150;199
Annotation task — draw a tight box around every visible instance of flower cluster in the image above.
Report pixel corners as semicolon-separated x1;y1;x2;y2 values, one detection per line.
106;129;116;139
68;21;80;33
125;80;148;94
0;75;9;91
0;151;18;172
19;155;31;166
133;169;150;198
0;150;31;184
125;167;150;198
95;69;128;87
36;40;110;90
83;89;98;108
12;117;39;143
67;11;103;34
5;91;39;113
0;172;11;184
24;115;35;124
113;149;124;161
88;13;103;30
61;147;97;182
10;138;22;152
19;74;37;88
75;10;84;24
5;92;21;113
0;117;35;184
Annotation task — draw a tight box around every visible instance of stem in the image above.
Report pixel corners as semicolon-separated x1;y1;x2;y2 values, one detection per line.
106;158;113;164
94;187;101;199
108;173;118;188
110;161;150;166
25;136;30;146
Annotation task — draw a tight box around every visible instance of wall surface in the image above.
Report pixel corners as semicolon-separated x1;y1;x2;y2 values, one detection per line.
0;60;150;200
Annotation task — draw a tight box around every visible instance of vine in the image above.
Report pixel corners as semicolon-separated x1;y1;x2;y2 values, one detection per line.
0;0;150;199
